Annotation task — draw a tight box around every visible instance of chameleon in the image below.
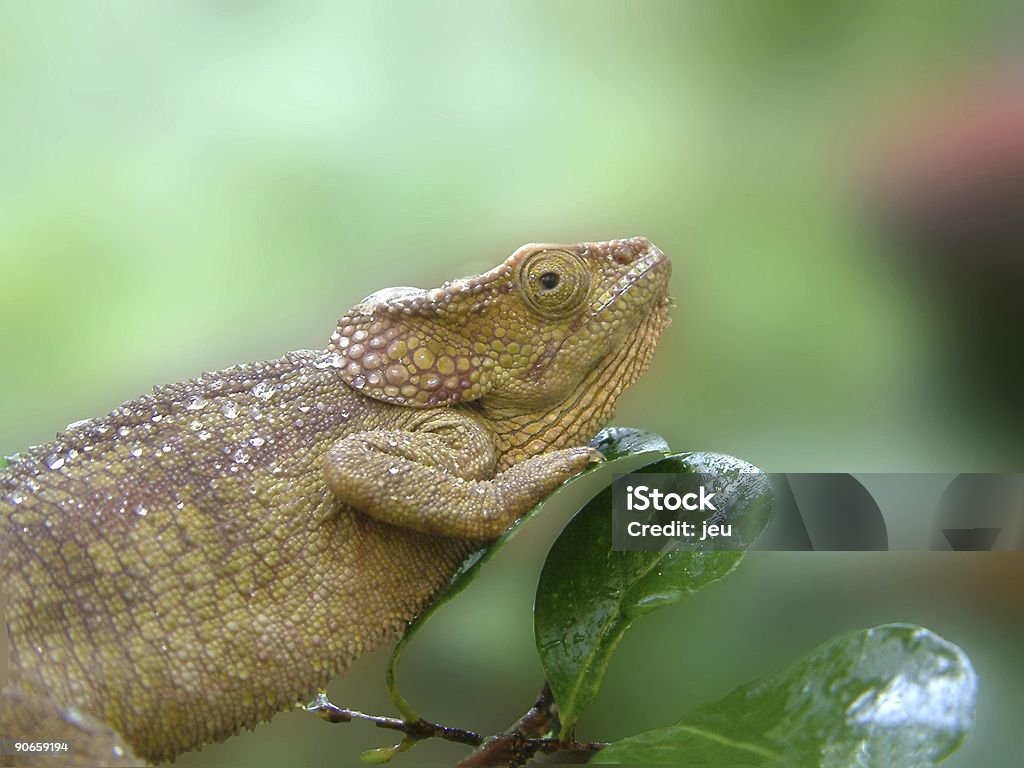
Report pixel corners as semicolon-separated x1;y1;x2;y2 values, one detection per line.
0;237;672;766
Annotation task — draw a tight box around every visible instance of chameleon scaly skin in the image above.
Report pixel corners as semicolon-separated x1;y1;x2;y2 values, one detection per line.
1;237;671;765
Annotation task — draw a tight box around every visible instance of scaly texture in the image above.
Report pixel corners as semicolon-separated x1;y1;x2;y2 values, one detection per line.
0;237;671;765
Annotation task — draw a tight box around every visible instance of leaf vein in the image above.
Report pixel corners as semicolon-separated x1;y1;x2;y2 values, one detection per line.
673;723;782;761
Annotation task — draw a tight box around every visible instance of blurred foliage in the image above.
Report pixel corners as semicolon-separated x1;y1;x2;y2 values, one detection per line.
1;2;1021;766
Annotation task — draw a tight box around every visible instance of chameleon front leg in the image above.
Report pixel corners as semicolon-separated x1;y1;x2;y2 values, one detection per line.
323;417;602;539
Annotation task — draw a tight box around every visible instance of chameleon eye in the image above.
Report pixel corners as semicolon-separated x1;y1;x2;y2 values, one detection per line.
518;250;589;318
538;272;560;290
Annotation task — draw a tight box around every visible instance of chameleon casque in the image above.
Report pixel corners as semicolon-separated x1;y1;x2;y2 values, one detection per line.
0;237;672;766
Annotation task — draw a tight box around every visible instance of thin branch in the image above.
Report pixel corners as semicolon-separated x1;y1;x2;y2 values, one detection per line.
455;683;607;768
306;692;482;747
307;686;609;768
509;682;559;738
455;735;609;768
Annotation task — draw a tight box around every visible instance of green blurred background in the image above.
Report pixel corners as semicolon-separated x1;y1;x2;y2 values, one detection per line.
2;2;1022;765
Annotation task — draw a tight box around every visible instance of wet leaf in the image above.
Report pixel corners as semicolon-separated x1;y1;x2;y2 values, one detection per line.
589;427;670;460
535;452;773;739
593;624;978;767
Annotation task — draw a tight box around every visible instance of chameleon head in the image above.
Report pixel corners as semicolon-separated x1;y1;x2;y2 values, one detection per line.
329;236;672;416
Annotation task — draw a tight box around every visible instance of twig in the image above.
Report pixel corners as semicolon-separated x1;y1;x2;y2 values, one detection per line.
307;692;482;747
455;683;607;767
509;682;559;738
455;734;609;768
308;686;609;768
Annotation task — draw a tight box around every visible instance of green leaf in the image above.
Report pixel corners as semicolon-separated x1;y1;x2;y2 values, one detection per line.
593;624;978;767
385;427;670;722
535;452;773;739
589;426;670;460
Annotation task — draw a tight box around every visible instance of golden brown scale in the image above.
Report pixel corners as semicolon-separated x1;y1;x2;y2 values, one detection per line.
0;238;671;765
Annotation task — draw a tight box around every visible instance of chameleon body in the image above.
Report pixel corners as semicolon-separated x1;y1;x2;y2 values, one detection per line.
0;237;671;765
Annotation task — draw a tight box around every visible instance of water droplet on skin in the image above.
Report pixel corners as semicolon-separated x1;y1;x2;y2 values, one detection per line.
252;382;276;400
198;431;211;441
117;426;130;437
46;454;65;470
66;418;91;431
186;396;207;411
67;449;79;460
339;410;350;420
250;436;265;447
298;405;311;413
294;418;305;427
11;493;24;504
175;501;185;510
152;414;163;422
387;465;400;475
131;448;143;458
351;376;367;390
234;449;250;464
161;444;172;453
221;401;239;419
135;504;148;516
